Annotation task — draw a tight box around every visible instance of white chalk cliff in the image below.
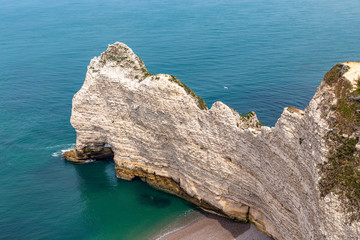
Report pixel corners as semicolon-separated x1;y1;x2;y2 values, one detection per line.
64;42;360;239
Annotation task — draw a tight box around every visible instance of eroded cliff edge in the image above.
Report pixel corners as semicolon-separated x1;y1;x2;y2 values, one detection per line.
64;42;360;240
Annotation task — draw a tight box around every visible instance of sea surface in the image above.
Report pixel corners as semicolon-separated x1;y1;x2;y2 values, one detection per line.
1;0;360;239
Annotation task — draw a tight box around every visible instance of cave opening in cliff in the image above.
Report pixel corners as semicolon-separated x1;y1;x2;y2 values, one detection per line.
101;142;114;161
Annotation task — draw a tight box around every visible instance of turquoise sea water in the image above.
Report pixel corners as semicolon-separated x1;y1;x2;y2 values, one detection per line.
1;0;360;239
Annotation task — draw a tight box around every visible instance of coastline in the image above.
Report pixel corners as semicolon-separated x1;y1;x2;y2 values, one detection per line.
150;210;273;240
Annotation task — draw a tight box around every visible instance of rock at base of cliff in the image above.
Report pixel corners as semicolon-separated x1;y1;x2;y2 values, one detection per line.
63;147;114;163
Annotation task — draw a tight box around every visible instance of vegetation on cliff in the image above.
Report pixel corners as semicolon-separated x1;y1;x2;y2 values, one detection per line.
320;64;360;222
169;75;208;110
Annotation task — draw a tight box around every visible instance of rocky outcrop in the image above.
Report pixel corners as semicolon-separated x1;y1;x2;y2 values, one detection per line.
63;146;113;163
64;42;360;239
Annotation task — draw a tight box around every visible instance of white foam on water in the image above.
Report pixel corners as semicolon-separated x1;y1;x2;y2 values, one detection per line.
154;224;188;240
151;209;202;240
50;144;97;163
51;143;76;157
51;152;61;157
84;159;96;163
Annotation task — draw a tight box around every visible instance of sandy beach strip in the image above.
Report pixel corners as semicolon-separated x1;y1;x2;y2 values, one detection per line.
153;210;272;240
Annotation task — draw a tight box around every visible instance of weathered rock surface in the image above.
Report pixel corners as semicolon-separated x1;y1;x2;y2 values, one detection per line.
64;42;360;239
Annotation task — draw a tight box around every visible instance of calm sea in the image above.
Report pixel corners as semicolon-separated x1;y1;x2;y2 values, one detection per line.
1;0;360;239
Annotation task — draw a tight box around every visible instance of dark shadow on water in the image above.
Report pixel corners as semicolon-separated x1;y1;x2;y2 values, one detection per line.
68;160;272;239
124;176;171;208
70;158;194;210
70;159;114;191
137;193;171;208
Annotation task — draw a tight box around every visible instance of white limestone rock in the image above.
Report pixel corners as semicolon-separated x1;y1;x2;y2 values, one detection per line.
66;42;360;240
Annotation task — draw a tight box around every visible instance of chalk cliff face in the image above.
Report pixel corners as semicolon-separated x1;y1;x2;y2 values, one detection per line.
64;42;360;240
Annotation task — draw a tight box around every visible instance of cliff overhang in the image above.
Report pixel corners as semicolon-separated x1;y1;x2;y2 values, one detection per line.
64;42;360;240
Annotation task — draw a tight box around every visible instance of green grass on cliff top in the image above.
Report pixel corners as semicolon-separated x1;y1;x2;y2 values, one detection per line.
169;75;207;110
320;65;360;222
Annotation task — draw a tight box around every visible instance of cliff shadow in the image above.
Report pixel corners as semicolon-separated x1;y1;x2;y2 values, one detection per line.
134;177;172;208
197;210;273;240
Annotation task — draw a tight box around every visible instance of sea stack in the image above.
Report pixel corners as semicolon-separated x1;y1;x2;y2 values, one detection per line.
64;42;360;240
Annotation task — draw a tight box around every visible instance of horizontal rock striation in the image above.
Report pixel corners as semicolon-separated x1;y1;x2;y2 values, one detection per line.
64;42;360;239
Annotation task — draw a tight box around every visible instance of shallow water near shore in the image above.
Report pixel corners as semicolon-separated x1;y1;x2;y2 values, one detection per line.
1;0;360;239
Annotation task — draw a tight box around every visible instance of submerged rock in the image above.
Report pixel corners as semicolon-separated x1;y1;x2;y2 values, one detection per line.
64;42;360;239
